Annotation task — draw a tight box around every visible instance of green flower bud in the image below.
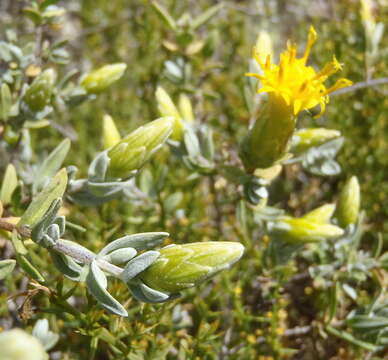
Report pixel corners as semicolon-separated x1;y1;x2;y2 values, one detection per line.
254;30;274;65
107;117;173;178
81;63;126;94
240;99;295;172
291;128;341;153
102;114;121;149
155;86;184;141
139;242;244;294
178;93;194;123
0;329;48;360
23;69;55;112
270;216;344;243
335;176;360;227
302;204;336;224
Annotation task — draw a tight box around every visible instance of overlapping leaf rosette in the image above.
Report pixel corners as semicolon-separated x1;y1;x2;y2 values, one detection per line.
262;176;362;265
32;201;244;316
68;117;174;205
15;173;244;317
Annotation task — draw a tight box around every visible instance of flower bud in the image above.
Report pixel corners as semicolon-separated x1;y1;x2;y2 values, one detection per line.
107;117;173;179
254;30;273;66
102;114;121;149
302;204;336;224
240;100;295;171
23;69;55;112
270;215;344;243
0;329;48;360
335;176;360;227
155;86;183;140
243;27;352;172
291;128;341;153
81;63;126;94
139;242;244;294
178;93;194;123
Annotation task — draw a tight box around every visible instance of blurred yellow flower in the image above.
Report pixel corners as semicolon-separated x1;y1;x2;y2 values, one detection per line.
246;26;352;116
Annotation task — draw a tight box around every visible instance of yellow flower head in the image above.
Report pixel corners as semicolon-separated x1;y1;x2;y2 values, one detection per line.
246;26;352;116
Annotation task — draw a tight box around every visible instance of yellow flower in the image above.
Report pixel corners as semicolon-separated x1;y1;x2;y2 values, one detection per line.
246;26;352;116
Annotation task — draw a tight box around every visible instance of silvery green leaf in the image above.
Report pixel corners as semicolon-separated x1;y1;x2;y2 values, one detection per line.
40;234;56;248
199;126;215;161
164;60;182;82
99;232;168;255
8;43;22;59
68;178;134;206
128;280;171;303
87;180;132;197
128;282;155;303
88;151;110;182
102;248;137;265
31;198;62;243
183;126;200;157
50;252;82;281
32;318;49;337
86;260;128;317
244;176;268;205
128;281;176;303
302;138;344;176
20;129;32;163
138;168;154;195
0;41;12;61
0;259;16;280
320;160;341;176
164;192;183;213
57;239;96;259
342;283;357;301
58;68;79;89
0;163;18;205
46;224;60;242
32;319;59;351
120;251;160;282
138;282;170;302
18;168;67;227
33;139;71;194
184;155;214;174
54;215;66;235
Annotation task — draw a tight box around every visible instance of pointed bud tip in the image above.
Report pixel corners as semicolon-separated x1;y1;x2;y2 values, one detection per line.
139;241;244;294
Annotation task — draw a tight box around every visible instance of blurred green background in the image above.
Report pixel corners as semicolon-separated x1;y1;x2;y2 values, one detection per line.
0;0;387;359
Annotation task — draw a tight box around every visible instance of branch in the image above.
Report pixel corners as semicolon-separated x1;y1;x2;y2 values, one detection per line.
331;77;388;96
0;218;123;277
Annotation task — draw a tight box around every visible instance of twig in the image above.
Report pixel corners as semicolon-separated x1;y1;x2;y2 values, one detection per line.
0;218;123;277
34;25;43;66
331;77;388;96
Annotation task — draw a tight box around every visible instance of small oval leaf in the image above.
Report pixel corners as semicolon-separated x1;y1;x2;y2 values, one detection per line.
19;168;68;228
86;260;128;317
